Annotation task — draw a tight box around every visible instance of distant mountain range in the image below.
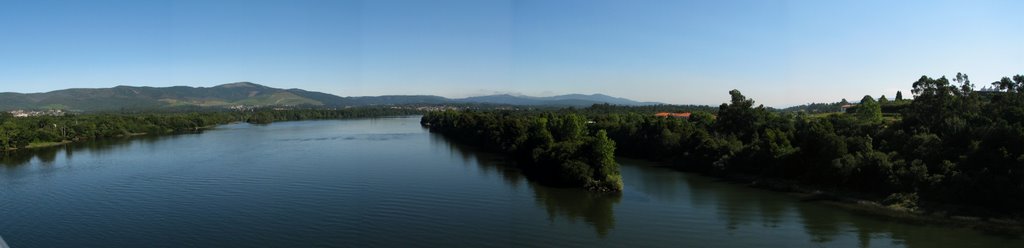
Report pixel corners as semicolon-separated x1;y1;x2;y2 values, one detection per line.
0;82;661;112
457;93;660;106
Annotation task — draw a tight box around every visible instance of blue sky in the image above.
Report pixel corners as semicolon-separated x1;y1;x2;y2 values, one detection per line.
1;0;1021;107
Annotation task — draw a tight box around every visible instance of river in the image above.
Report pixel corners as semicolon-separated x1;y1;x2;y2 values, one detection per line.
0;117;1019;247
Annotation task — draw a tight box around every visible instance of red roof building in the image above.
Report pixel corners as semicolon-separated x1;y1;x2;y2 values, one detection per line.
655;112;692;118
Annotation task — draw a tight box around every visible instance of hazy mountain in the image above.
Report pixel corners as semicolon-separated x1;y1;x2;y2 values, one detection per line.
456;93;660;106
0;83;660;112
0;82;321;112
345;95;451;106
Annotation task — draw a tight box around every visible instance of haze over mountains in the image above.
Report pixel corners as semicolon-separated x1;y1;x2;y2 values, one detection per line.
0;82;661;112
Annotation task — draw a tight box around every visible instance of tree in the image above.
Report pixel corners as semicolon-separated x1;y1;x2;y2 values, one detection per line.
420;110;624;192
0;122;13;149
905;76;959;130
992;76;1021;93
549;114;586;141
589;130;617;176
860;95;875;103
715;90;761;138
856;95;882;122
895;91;904;101
954;72;974;97
879;95;889;104
587;130;622;190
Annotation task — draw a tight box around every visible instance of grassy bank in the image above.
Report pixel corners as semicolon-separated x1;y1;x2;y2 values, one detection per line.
25;141;73;149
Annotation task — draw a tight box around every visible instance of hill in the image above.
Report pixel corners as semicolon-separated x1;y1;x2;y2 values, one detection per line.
456;93;660;106
0;83;660;112
0;82;321;112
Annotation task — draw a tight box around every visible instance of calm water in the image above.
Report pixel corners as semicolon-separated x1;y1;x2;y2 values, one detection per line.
0;117;1020;247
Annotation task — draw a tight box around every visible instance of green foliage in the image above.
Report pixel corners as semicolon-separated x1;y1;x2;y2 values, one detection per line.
422;111;623;192
882;192;920;211
781;102;844;113
856;95;882;122
991;75;1024;93
587;73;1024;215
715;90;765;139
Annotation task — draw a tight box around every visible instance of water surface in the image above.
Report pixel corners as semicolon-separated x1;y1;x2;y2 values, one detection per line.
1;117;1019;247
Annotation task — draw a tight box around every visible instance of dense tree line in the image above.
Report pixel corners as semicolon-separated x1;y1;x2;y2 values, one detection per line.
844;96;911;116
0;108;421;150
781;102;845;113
421;111;623;192
591;73;1024;216
424;73;1024;216
785;94;910;115
581;103;718;115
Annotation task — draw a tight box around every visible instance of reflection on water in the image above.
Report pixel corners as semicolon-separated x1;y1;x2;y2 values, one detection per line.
532;186;620;237
275;132;419;142
429;133;622;237
427;132;1024;247
1;135;187;167
620;158;1024;248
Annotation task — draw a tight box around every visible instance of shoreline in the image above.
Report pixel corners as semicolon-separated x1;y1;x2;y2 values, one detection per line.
24;140;74;149
2;116;419;153
3;127;216;153
724;172;1024;236
625;157;1024;236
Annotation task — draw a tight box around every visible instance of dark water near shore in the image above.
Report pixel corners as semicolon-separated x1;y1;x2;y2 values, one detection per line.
1;117;1020;247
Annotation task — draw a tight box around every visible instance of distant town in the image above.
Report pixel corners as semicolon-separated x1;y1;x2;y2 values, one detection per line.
7;109;66;118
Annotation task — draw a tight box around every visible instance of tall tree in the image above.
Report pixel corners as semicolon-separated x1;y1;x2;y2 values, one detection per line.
954;72;974;97
895;91;904;101
588;130;619;180
992;76;1022;93
856;95;882;122
715;90;762;138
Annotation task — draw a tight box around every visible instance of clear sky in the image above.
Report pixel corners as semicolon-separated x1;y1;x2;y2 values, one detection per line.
1;0;1021;107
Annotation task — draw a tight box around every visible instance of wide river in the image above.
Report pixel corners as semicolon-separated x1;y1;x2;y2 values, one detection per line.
0;117;1020;247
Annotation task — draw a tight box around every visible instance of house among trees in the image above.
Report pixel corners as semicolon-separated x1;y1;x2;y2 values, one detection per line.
840;104;855;112
978;86;1000;92
655;112;691;119
7;109;65;118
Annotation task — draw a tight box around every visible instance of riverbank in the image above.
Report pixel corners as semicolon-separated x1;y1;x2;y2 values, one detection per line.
25;140;74;149
0;108;425;152
723;173;1024;236
5;132;161;152
3;122;258;153
2;112;422;153
618;156;1024;236
18;132;154;150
